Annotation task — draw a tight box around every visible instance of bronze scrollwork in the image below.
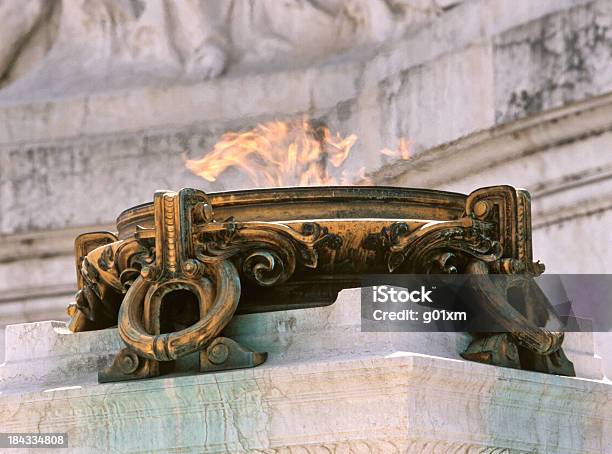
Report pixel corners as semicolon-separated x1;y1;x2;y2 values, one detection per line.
67;185;575;382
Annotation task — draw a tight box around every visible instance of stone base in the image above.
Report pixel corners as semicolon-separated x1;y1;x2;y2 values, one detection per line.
1;289;610;453
1;354;610;453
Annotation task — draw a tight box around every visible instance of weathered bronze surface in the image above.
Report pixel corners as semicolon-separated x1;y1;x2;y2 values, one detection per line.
67;185;575;382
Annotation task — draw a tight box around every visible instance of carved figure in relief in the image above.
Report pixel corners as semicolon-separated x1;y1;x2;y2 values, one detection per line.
0;0;439;90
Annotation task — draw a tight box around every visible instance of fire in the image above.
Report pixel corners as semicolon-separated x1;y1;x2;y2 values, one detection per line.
185;118;410;188
380;137;412;161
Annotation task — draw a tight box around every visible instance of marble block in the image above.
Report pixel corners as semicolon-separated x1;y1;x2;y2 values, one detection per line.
1;289;610;453
0;288;605;392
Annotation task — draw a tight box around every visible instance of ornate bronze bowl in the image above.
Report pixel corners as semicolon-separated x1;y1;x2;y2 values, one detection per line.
67;185;575;382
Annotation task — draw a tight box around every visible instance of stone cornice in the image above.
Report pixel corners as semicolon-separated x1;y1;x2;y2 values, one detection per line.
371;91;612;187
0;224;113;264
370;92;612;229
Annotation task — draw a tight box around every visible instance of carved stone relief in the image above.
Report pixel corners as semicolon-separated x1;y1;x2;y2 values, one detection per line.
0;0;442;92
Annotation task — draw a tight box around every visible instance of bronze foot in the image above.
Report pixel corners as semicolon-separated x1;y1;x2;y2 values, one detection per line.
200;337;267;373
461;334;521;370
98;348;161;383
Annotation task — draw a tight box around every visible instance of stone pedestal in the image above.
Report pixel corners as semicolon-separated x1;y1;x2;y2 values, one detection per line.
1;289;610;453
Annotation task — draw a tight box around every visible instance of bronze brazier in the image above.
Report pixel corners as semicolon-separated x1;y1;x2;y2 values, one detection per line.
67;185;575;382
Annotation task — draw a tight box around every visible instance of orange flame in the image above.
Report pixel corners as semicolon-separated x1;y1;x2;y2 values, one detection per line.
380;137;412;161
185;118;410;188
